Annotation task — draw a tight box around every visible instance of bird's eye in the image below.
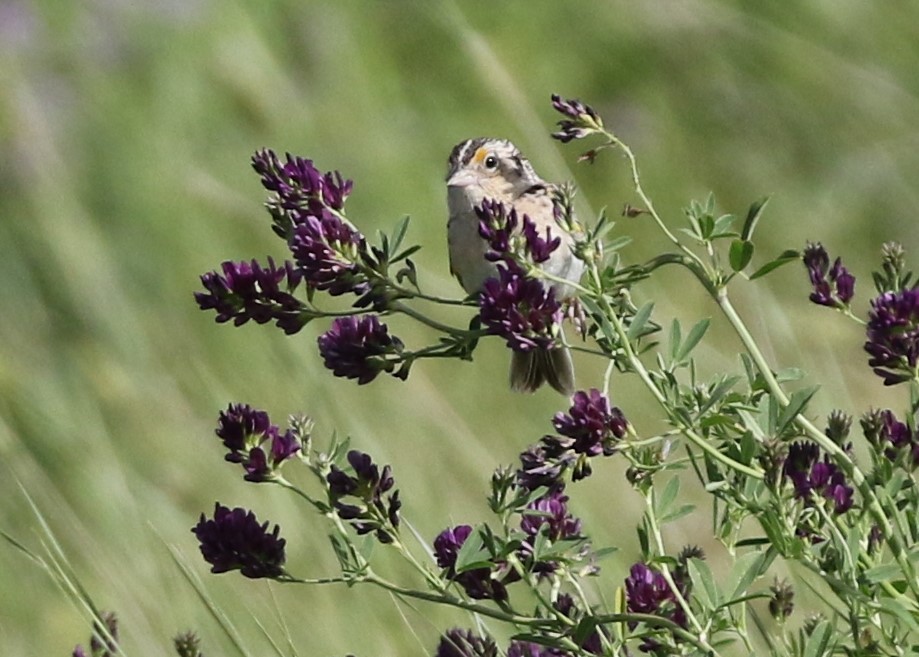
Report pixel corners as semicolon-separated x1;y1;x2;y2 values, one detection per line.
484;155;499;170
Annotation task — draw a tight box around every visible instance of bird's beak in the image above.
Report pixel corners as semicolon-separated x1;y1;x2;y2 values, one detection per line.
446;169;479;189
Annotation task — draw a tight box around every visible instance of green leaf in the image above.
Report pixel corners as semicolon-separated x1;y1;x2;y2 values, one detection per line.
776;386;819;434
676;318;710;361
724;552;764;602
660;504;695;524
686;558;719;611
580;297;617;347
863;563;903;583
711;213;737;238
628;302;655;341
389;215;411;256
749;249;800;280
454;529;492;573
592;546;620;560
741;196;770;241
657;476;680;518
802;620;832;657
729;239;754;272
604;235;633;252
668;319;682;363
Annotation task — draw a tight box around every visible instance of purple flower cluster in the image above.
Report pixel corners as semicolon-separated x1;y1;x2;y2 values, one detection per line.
520;488;582;541
317;315;406;384
518;488;584;574
475;198;561;265
327;450;401;543
251;149;370;297
433;525;508;601
289;212;369;297
192;503;287;579
251;148;352;216
624;562;688;635
518;389;629;488
550;94;603;143
479;265;563;353
802;242;855;308
215;403;300;482
865;288;919;385
195;258;306;334
434;629;498;657
72;612;119;657
782;442;854;514
862;408;919;467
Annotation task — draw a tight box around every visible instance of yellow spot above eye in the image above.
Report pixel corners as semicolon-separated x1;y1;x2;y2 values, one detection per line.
472;148;488;164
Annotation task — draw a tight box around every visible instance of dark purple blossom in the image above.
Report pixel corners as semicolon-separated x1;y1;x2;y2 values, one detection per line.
520;489;582;541
802;242;855;307
214;404;300;481
517;442;569;491
327;450;400;542
516;391;627;488
550;94;603;143
289;210;370;296
434;629;498;657
195;258;306;334
625;562;687;634
251;149;352;215
192;503;286;579
479;264;562;352
865;288;919;385
317;315;405;384
434;525;473;570
476;198;560;265
552;389;628;457
782;442;854;513
862;408;919;467
433;525;507;601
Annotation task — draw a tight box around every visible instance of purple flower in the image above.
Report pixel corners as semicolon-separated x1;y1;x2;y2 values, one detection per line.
479;265;562;352
251;149;352;215
435;629;498;657
475;199;560;265
433;525;507;601
434;524;474;570
289;210;370;297
520;488;582;541
317;315;405;384
865;288;919;385
862;408;919;467
215;403;272;461
326;450;401;542
782;442;854;514
214;404;300;481
802;242;855;307
625;562;687;636
550;94;603;143
192;503;286;579
516;442;568;491
195;258;306;334
552;389;628;457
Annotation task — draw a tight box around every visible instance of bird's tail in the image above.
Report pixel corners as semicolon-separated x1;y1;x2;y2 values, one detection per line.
510;346;575;395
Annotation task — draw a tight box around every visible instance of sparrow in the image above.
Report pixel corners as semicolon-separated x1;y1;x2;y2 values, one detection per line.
446;137;584;394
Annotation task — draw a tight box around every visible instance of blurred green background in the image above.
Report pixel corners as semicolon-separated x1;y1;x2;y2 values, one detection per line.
1;1;918;654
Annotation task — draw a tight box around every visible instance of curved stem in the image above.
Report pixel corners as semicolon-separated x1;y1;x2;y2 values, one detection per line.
716;292;919;595
592;266;763;479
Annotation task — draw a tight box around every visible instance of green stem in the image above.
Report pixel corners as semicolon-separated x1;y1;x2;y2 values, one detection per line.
390;301;471;336
644;487;707;638
716;292;919;595
593;265;763;480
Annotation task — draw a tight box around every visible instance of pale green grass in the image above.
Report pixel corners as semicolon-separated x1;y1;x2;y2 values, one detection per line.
1;1;918;654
